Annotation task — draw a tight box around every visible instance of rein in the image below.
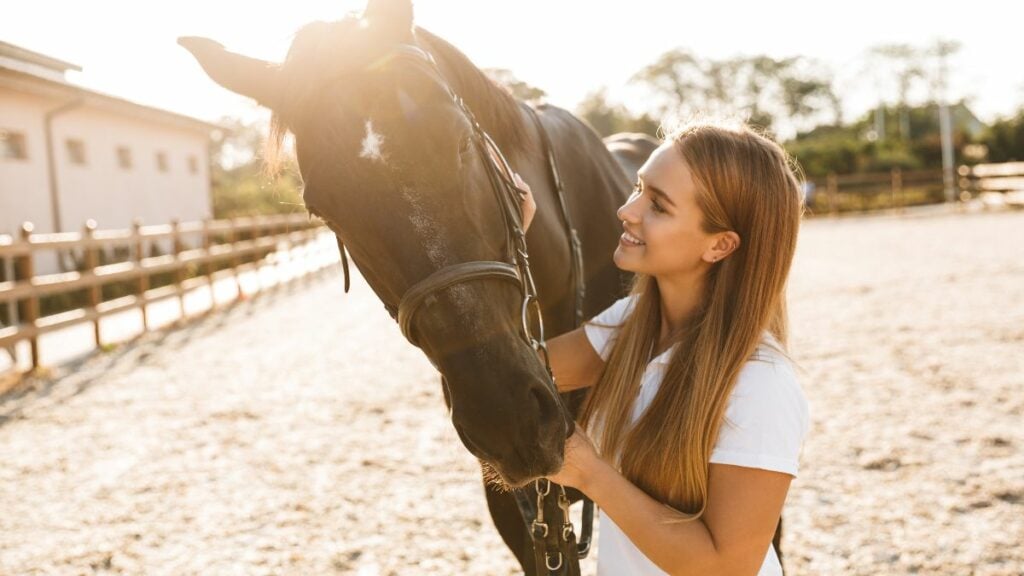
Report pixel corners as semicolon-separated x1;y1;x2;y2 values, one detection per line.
344;43;593;574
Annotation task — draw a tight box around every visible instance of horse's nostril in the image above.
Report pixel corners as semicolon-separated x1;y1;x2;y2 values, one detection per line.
530;384;562;429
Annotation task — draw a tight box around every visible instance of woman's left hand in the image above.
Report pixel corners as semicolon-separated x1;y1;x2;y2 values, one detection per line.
546;427;602;492
513;172;536;232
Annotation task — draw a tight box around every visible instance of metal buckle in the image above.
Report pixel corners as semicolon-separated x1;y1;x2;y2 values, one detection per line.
535;478;551;496
545;552;563;572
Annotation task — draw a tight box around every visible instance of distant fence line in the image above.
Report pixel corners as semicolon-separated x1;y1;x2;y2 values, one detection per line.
0;214;333;373
805;168;946;214
958;161;1024;207
804;161;1024;215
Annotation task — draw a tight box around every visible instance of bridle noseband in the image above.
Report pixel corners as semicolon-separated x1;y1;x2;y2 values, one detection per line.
351;42;591;575
375;46;543;354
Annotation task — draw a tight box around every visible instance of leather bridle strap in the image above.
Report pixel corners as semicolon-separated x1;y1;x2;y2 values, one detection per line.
397;261;520;346
368;41;591;575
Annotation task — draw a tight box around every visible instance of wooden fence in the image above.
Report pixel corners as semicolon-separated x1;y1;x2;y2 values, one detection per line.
958;161;1024;208
805;168;946;214
0;214;333;374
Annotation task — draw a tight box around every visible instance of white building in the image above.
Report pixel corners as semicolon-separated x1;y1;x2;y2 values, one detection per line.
0;40;217;269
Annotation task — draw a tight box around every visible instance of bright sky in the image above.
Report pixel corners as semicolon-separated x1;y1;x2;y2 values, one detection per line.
3;0;1022;130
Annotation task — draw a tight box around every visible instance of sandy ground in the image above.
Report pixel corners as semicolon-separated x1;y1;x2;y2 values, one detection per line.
0;208;1021;575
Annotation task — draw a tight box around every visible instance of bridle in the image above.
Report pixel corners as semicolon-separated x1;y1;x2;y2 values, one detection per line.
372;47;548;352
333;42;593;574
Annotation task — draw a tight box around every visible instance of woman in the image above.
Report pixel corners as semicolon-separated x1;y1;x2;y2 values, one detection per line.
515;119;810;575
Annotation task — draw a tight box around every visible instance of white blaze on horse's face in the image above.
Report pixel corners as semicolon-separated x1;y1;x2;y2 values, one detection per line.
359;119;386;163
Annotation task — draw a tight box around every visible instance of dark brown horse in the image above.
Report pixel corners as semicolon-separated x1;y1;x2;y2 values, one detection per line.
179;0;638;571
604;132;662;184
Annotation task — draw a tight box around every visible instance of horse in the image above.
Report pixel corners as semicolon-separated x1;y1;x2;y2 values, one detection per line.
179;0;636;571
604;132;662;184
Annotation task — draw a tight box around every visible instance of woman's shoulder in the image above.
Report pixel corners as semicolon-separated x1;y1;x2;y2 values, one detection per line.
711;333;811;476
582;295;638;361
733;335;806;410
587;294;638;326
726;335;809;430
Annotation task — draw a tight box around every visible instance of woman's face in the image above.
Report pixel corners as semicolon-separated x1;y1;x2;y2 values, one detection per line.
614;142;716;283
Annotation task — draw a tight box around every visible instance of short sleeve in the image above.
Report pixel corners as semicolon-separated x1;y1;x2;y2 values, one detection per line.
583;295;637;361
709;353;810;477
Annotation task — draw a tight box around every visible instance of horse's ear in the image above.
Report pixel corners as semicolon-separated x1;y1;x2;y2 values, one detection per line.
178;36;282;110
362;0;414;40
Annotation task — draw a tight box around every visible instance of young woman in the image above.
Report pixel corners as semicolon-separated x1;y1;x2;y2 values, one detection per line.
515;120;810;575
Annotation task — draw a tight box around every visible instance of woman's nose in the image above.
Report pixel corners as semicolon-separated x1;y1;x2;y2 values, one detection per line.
617;196;641;223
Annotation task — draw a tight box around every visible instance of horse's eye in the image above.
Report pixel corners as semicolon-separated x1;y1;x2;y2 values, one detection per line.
458;136;473;156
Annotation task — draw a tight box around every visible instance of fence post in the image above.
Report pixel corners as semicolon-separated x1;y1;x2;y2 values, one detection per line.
281;216;292;284
83;220;102;348
229;218;243;301
133;219;149;332
827;173;838;215
15;223;40;370
171;219;185;319
891;167;903;212
3;250;17;326
203;218;215;310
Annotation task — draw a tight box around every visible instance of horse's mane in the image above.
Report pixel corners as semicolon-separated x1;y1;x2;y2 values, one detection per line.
265;19;529;174
414;28;529;155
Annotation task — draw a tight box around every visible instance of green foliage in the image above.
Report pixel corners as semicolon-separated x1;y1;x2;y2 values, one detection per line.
977;109;1024;162
785;124;866;177
786;101;981;178
209;117;305;219
575;89;660;138
630;49;839;135
483;68;547;102
212;162;304;219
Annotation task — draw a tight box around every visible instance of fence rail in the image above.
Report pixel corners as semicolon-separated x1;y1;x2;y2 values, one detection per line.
806;168;946;214
1;213;333;374
805;161;1024;214
958;161;1024;208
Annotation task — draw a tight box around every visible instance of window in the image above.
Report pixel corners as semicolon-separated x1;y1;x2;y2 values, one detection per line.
1;129;28;160
66;138;87;165
187;155;199;174
116;146;132;169
155;151;168;172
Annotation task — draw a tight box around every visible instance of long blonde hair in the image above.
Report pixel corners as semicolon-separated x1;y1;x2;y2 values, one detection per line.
579;120;804;519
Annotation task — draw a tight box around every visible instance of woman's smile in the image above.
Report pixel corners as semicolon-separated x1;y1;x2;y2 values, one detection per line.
620;228;646;247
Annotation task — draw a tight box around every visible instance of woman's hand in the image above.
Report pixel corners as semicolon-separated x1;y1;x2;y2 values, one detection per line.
513;172;536;232
546;427;603;492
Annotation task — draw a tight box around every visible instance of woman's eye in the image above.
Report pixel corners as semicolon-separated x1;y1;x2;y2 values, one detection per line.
634;182;665;213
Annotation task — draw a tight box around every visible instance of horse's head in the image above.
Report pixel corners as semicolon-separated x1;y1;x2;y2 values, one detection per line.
179;0;567;486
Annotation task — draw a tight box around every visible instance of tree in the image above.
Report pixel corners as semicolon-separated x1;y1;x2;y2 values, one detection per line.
630;50;838;137
978;109;1024;162
209;117;304;218
575;88;660;138
483;68;546;102
867;44;926;140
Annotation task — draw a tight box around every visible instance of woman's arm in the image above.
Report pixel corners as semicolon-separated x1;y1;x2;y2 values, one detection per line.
551;434;792;576
545;327;606;392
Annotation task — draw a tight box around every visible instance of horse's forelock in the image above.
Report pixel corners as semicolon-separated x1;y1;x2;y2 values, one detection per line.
266;21;532;177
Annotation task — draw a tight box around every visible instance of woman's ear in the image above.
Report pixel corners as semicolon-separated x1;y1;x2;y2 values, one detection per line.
705;231;741;263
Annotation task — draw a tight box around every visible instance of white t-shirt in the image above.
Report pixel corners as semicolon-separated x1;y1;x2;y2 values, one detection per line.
583;295;810;576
